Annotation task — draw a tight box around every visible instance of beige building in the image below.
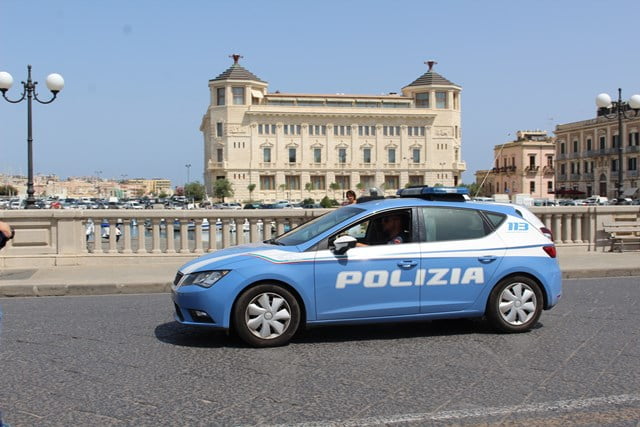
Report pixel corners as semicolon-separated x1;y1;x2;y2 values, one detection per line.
476;131;555;200
201;56;466;202
555;113;640;199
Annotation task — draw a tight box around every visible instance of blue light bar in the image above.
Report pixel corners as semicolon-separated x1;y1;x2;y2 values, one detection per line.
397;186;469;196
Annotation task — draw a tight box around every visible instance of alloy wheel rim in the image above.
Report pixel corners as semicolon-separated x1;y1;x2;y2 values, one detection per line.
245;292;292;339
498;282;537;325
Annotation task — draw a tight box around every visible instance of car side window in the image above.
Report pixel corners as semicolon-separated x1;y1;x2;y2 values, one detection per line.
335;209;412;246
421;207;490;242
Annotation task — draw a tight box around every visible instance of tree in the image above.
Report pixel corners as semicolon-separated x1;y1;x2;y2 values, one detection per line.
305;182;313;194
329;182;340;199
184;181;206;202
247;183;256;201
0;185;18;196
213;178;234;202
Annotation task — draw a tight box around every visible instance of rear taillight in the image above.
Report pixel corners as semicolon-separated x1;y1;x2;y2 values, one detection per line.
540;227;554;241
543;245;557;258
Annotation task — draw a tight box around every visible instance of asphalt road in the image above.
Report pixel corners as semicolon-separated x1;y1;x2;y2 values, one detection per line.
1;277;639;426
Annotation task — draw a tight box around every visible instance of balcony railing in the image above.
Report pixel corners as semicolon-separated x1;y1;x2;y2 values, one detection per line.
0;207;639;267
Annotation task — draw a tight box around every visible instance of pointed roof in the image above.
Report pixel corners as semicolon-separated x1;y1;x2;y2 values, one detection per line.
403;60;458;88
210;54;266;83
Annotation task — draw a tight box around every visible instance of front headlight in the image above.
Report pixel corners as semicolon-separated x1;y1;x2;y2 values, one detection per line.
180;270;230;288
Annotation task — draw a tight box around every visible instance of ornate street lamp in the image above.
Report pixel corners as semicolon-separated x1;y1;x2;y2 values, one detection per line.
595;89;640;199
0;65;64;208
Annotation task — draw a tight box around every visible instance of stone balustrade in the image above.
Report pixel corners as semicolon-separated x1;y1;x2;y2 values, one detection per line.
0;206;638;267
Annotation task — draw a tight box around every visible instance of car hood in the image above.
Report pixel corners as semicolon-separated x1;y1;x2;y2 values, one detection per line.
178;242;301;274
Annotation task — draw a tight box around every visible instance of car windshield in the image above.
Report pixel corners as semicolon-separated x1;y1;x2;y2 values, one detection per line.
273;206;364;246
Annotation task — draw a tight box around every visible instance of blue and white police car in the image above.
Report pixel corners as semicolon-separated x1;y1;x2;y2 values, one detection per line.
171;187;562;347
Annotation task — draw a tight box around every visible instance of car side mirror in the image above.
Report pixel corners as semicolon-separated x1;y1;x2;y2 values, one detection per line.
332;235;357;255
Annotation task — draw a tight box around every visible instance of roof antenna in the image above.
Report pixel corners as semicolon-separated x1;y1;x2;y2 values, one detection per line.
230;54;243;64
425;60;437;71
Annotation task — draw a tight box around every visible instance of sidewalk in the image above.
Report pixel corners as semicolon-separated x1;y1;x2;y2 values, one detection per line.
0;249;638;298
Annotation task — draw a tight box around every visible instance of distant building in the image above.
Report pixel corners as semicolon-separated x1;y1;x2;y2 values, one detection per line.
555;112;640;199
201;56;466;202
475;130;556;199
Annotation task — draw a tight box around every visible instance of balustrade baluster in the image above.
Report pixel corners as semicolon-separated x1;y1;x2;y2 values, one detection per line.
193;219;204;254
122;218;132;254
166;219;176;254
136;218;147;254
179;219;190;254
151;218;161;253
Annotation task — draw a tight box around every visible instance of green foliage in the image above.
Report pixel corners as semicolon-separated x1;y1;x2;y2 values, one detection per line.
320;196;339;208
302;197;315;206
159;190;168;199
184;181;207;201
247;183;256;201
213;178;234;202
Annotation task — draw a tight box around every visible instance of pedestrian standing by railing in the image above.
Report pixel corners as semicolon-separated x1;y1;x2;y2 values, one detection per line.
0;220;13;427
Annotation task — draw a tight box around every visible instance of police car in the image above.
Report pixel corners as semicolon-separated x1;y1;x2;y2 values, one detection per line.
171;187;562;347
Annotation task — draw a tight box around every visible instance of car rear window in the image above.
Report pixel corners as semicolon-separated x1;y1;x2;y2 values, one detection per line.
421;207;492;242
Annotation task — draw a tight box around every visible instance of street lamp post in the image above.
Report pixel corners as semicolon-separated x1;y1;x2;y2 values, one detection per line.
595;89;640;199
0;65;64;208
185;163;191;185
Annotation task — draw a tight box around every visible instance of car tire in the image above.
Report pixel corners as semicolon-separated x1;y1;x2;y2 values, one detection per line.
233;284;300;347
487;276;543;333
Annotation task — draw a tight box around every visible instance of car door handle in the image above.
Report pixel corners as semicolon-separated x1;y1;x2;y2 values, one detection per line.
397;260;417;269
478;255;497;264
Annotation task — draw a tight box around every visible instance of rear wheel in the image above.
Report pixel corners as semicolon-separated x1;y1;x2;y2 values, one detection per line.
487;276;542;332
233;284;300;347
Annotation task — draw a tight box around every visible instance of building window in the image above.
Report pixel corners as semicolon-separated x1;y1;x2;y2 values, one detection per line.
384;175;400;190
387;148;396;163
383;126;401;136
530;181;535;193
611;159;619;172
547;181;553;193
435;91;447;108
573;140;579;152
309;125;326;136
333;125;351;136
358;126;376;136
263;148;271;163
216;88;225;105
313;148;322;163
216;149;223;162
409;176;424;186
258;124;276;135
560;164;566;175
336;175;350;191
232;87;245;105
216;122;223;137
415;92;429;108
586;138;592;151
338;148;347;164
284;124;301;135
363;148;371;163
408;126;425;137
629;157;638;171
310;176;325;190
613;134;620;148
630;131;639;146
260;175;275;190
599;136;606;150
560;143;565;154
285;175;300;190
412;149;420;163
288;148;297;163
547;155;553;167
529;155;536;168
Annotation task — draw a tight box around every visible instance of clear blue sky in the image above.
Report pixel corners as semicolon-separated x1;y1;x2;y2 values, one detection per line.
1;0;638;189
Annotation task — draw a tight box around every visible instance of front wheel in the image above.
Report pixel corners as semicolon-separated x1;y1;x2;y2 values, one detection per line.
487;276;543;333
233;284;301;347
